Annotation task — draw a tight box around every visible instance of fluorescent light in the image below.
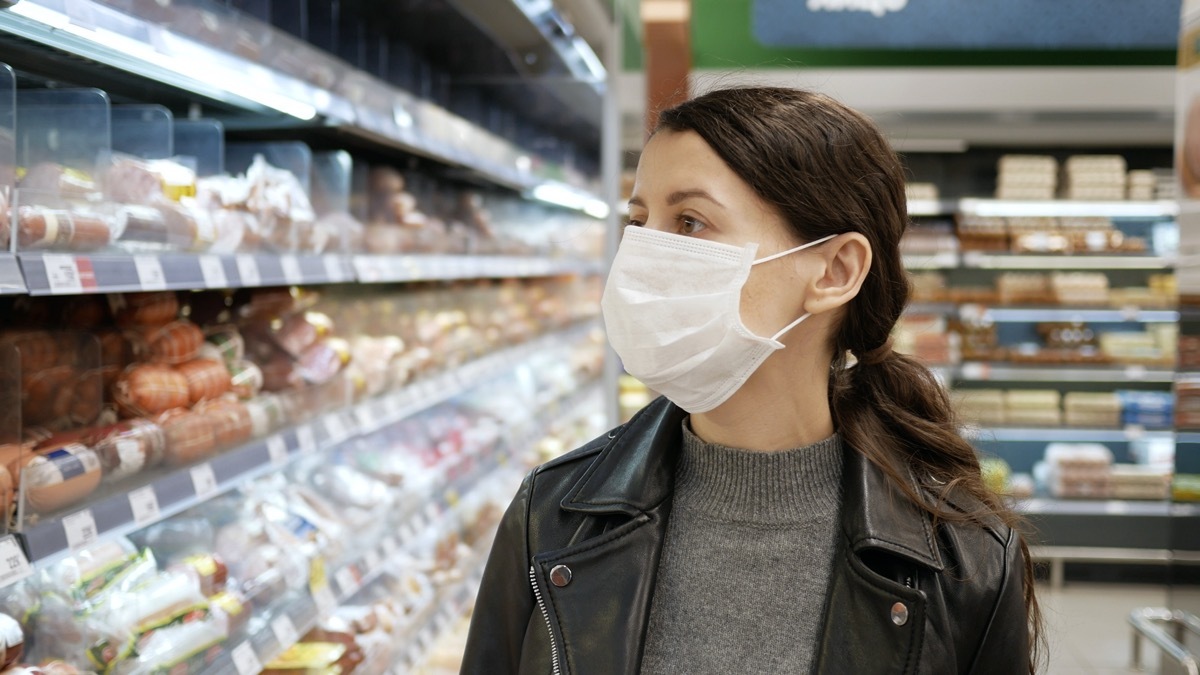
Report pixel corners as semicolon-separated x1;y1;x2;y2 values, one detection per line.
531;182;609;218
572;36;607;81
583;199;610;219
8;2;70;29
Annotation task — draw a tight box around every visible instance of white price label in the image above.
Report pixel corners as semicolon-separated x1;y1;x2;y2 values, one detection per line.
1125;424;1147;441
336;567;360;596
324;415;349;442
128;486;161;526
0;536;32;589
323;255;344;281
313;584;337;616
354;406;378;431
236;255;261;287
199;255;228;288
1106;501;1132;515
133;255;167;290
42;254;83;294
271;614;299;649
365;549;382;572
267;435;289;466
190;463;219;498
280;255;303;285
63;509;98;552
1125;365;1148;381
230;641;263;675
296;425;317;454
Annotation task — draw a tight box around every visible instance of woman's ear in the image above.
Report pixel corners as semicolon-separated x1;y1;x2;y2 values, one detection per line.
801;233;872;315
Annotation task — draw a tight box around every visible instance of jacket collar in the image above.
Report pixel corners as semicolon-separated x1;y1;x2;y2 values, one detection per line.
561;397;944;571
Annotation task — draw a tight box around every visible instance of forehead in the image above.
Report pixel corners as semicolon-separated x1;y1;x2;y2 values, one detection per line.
634;130;741;194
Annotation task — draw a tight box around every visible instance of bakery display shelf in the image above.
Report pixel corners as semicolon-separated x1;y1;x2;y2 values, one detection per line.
901;252;959;270
969;427;1173;443
0;254;25;294
958;199;1178;219
953;363;1176;383
960;251;1175;270
352;254;606;285
964;306;1178;324
17;252;355;295
0;0;606;213
12;320;600;567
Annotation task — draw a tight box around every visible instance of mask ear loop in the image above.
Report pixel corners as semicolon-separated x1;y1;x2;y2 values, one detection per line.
770;313;811;342
751;233;839;266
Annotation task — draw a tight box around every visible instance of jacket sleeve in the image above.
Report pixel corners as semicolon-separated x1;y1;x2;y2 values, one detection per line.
967;527;1032;675
460;470;536;675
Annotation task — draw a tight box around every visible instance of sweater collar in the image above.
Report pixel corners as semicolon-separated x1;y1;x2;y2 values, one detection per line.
561;396;945;572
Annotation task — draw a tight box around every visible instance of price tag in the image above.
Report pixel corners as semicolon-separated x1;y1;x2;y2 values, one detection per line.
230;641;263;675
280;255;303;285
1125;424;1147;441
313;583;337;615
1106;501;1132;515
63;509;98;552
365;549;383;573
128;486;161;526
199;255;228;288
1125;365;1147;381
296;425;317;454
133;255;167;290
236;255;261;287
960;362;989;380
354;406;378;431
42;254;83;294
336;567;360;596
1121;305;1141;322
324;415;349;443
271;614;300;649
267;435;289;466
0;536;33;589
190;463;219;498
323;255;344;282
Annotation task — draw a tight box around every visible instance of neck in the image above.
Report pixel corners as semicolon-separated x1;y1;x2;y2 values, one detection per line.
689;342;835;452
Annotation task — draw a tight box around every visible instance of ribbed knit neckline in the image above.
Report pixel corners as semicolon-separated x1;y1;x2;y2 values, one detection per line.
675;419;843;525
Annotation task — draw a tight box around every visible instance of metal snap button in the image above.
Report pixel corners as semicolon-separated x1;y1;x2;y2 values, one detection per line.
550;564;572;587
891;601;909;626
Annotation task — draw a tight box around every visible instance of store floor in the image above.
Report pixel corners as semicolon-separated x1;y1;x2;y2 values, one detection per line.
1043;582;1167;674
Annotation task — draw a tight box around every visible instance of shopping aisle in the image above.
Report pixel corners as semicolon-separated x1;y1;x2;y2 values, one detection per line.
1042;582;1167;674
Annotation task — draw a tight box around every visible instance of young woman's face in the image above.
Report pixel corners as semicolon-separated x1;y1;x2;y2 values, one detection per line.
625;129;817;339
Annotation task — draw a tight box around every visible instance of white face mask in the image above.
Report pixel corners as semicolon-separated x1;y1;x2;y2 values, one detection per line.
601;226;837;413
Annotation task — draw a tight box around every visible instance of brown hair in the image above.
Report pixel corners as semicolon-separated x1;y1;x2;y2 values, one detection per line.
657;86;1043;672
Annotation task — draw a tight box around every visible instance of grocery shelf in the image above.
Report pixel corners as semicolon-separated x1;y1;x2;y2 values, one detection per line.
0;254;24;294
907;199;959;216
953;363;1175;383
960;251;1175;270
968;307;1179;323
901;251;959;269
958;199;1178;218
14;320;600;565
1017;498;1172;518
968;427;1173;443
352;254;605;284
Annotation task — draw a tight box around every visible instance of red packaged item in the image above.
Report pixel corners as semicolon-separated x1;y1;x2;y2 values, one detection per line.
137;320;204;365
87;419;167;481
175;359;232;404
157;409;217;466
15;206;112;251
113;292;179;328
113;364;189;417
194;398;253;449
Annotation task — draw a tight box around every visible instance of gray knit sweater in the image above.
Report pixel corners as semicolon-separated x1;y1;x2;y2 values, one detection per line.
639;421;844;675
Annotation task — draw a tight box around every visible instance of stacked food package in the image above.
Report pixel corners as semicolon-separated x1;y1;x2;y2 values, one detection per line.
956;215;1147;255
1043;443;1114;499
955;389;1169;430
994;155;1057;200
1063;155;1127;201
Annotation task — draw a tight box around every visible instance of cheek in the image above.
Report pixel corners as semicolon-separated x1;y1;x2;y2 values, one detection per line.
738;270;802;336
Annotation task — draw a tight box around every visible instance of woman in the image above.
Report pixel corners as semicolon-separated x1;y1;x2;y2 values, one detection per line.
462;86;1041;674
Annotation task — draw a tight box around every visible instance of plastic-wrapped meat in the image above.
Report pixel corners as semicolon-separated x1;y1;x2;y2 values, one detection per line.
87;418;167;480
0;189;9;250
175;358;232;404
118;203;203;250
136;319;204;364
195;397;253;449
19;162;97;198
113;364;189;417
157;408;217;466
103;156;165;205
15;206;113;251
112;291;179;328
245;154;316;252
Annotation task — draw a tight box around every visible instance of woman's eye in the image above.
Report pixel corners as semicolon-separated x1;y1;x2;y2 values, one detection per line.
678;216;706;235
624;217;644;227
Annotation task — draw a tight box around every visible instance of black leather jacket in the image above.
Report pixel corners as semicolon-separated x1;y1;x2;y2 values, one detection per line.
462;398;1030;674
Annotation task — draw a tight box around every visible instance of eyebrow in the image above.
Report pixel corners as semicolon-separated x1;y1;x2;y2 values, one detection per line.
627;189;726;210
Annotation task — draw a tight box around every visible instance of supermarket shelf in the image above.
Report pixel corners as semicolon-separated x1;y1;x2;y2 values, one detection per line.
958;199;1178;218
969;427;1173;443
971;307;1178;323
961;251;1174;270
1017;498;1172;518
15;320;599;565
352;254;605;284
901;251;959;270
953;363;1175;383
0;254;24;294
907;199;958;217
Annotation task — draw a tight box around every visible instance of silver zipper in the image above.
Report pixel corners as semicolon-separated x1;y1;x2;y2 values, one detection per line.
530;565;563;675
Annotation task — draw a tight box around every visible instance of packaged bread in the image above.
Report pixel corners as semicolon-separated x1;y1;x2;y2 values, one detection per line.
194;398;253;449
15;206;112;251
16;443;102;512
87;418;167;481
157;409;217;466
113;364;189;417
175;359;232;404
137;320;204;365
112;292;179;328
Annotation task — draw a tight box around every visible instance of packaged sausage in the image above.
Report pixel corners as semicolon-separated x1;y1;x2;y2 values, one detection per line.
244;396;286;438
87;419;167;481
15;206;113;251
118;203;203;250
194;398;253;449
19;163;97;198
297;338;350;385
175;359;232;404
113;365;189;418
228;360;264;400
274;312;334;358
96;330;133;389
112;292;179;328
0;465;14;516
170;554;228;596
137;320;204;365
20;366;77;428
157;409;217;467
16;443;102;513
0;612;22;670
201;327;244;366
